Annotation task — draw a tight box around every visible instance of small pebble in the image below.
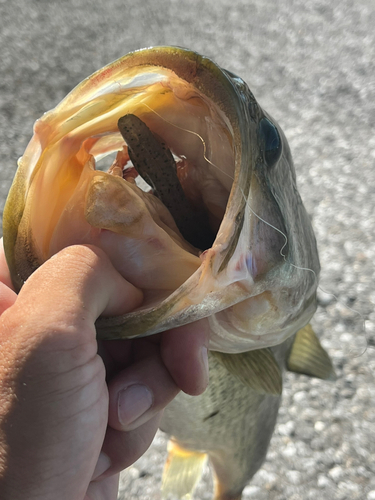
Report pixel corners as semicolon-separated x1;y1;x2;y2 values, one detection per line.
340;332;353;343
278;421;296;436
314;421;325;431
329;466;344;481
282;443;297;458
286;470;302;485
256;470;278;486
242;485;261;498
293;391;307;403
317;289;335;306
318;474;334;488
338;481;361;494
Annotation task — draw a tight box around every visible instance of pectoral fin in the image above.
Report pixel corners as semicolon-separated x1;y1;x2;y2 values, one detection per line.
211;349;282;395
287;324;336;380
162;439;207;499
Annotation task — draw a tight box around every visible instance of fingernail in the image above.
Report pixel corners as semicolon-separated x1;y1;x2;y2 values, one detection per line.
92;452;111;480
201;346;209;387
118;384;153;427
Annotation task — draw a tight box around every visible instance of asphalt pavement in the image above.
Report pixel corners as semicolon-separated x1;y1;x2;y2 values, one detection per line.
0;0;374;499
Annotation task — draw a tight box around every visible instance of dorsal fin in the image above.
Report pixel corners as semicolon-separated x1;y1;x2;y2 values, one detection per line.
162;439;207;499
211;348;282;395
287;324;336;380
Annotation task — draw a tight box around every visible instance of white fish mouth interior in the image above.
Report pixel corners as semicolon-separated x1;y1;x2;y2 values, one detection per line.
90;72;234;253
92;80;236;251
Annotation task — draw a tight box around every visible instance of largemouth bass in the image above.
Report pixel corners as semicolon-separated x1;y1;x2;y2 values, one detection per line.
2;47;334;498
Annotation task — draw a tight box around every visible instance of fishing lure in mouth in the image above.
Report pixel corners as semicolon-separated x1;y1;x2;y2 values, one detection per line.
117;113;215;249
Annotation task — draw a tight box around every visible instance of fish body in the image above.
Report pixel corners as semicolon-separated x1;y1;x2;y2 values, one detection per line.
161;340;291;500
161;325;334;499
2;47;334;498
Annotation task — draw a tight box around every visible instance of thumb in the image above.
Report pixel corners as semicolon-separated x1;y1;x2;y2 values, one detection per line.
21;244;142;317
2;245;143;351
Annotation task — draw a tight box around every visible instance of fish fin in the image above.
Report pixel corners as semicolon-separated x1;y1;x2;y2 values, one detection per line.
162;439;207;499
211;349;282;395
287;324;336;380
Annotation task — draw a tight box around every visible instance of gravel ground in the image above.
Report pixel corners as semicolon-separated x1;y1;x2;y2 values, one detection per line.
0;0;374;499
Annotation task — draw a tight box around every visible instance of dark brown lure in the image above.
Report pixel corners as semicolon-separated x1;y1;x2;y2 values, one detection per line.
118;114;215;250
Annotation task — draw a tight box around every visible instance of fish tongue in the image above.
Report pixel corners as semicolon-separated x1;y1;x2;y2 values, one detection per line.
83;170;201;291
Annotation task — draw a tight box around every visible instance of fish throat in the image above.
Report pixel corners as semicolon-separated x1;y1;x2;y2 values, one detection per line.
117;114;216;250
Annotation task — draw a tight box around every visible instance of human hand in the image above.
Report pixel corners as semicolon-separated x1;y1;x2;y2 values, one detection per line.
0;242;209;500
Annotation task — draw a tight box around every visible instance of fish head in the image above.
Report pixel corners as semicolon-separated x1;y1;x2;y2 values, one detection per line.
3;46;320;352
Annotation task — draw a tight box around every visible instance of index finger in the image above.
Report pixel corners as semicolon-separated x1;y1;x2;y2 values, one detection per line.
2;245;143;357
161;320;210;396
0;238;15;290
0;239;17;314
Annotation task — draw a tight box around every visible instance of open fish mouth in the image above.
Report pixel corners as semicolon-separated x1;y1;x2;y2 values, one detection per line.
3;47;320;352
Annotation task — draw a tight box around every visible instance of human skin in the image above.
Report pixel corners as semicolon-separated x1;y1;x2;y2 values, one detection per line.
0;242;209;500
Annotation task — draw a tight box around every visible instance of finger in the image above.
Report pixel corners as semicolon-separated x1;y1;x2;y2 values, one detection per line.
161;319;210;396
108;351;179;431
27;245;143;319
85;474;120;500
94;413;162;479
0;238;15;290
0;282;17;315
0;239;17;314
101;339;133;367
97;339;133;381
5;245;143;350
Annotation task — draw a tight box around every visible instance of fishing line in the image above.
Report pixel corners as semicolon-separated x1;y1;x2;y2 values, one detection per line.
139;102;256;217
247;208;370;357
139;102;370;356
141;102;315;272
140;102;236;184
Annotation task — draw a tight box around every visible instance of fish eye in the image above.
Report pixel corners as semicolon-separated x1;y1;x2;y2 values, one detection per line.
258;118;282;166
